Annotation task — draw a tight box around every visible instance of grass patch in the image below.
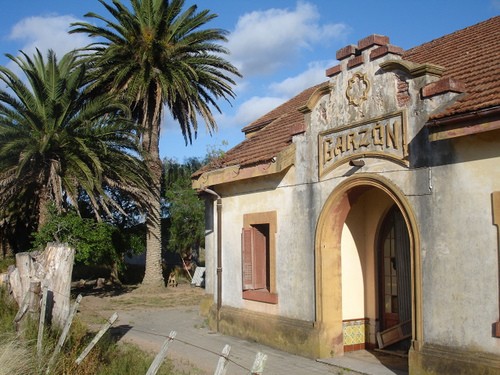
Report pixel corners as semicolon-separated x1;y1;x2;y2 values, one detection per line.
0;288;17;333
0;333;37;375
0;286;197;374
0;256;14;273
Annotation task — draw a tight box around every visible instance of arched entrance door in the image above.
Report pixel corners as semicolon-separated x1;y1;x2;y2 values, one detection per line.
315;175;421;358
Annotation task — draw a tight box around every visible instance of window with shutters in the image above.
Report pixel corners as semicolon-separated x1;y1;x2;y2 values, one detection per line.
241;211;278;304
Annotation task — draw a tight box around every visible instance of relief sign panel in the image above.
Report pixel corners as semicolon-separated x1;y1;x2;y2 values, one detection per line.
318;111;408;177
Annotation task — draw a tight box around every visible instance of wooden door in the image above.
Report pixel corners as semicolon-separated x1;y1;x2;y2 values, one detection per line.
378;206;411;331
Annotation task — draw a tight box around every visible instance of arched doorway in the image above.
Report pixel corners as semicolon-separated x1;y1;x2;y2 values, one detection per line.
315;175;421;359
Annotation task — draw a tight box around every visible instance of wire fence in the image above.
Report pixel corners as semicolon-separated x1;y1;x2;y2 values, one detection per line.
22;285;267;375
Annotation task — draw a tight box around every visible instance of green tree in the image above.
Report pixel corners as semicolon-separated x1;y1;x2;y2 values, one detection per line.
71;0;241;286
0;50;151;240
163;157;204;256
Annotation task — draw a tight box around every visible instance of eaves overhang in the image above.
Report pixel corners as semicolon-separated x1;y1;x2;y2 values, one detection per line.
427;106;500;141
192;144;296;190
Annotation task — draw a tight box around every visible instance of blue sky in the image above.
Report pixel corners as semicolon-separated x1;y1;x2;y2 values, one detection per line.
0;1;498;161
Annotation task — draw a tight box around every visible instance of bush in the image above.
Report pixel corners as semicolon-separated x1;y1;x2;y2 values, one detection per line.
32;208;121;267
32;207;145;281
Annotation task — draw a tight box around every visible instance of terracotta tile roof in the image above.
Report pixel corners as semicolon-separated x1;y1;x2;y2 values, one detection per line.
403;16;500;119
195;16;499;177
193;83;324;176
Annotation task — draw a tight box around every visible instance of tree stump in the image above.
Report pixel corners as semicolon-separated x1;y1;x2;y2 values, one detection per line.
7;242;75;328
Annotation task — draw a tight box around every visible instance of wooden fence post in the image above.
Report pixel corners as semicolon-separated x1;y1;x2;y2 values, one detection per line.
28;281;41;317
46;294;82;374
16;252;34;303
37;284;48;356
213;344;231;375
13;281;41;334
18;281;41;335
75;312;118;365
250;352;267;375
145;331;177;375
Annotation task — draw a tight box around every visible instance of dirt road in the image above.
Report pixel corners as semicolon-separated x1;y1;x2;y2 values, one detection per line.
74;282;356;375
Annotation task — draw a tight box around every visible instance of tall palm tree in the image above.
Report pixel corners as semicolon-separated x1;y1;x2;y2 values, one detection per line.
0;49;151;235
71;0;241;286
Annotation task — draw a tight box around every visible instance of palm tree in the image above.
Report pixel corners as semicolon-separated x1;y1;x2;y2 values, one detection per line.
71;0;241;286
0;49;151;237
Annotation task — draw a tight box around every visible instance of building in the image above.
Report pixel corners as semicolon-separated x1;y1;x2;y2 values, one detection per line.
192;17;500;374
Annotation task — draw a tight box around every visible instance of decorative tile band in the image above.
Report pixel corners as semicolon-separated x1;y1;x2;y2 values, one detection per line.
343;318;370;346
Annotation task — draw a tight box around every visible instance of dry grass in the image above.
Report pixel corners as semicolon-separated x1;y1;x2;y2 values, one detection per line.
0;335;37;375
0;282;201;375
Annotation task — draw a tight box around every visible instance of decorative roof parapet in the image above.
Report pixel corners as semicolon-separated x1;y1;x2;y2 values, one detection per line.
421;77;466;98
370;44;404;61
357;34;390;50
379;60;446;77
336;44;357;60
326;64;342;77
327;34;403;77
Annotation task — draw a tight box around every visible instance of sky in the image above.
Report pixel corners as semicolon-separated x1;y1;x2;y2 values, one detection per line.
0;1;498;162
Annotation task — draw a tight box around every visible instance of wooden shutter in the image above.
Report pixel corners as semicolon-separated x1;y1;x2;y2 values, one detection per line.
242;228;254;290
241;226;267;290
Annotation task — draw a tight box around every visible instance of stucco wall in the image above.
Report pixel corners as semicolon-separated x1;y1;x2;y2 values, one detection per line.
209;170;317;321
419;130;500;354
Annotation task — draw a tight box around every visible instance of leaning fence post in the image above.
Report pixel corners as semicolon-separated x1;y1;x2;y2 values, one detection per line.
75;312;118;365
250;352;267;375
145;331;177;375
13;290;30;327
37;283;49;356
46;294;82;374
213;344;231;375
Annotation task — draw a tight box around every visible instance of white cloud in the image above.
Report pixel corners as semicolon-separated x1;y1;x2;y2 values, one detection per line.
269;60;334;97
227;2;348;77
8;15;90;61
233;96;286;125
219;59;336;129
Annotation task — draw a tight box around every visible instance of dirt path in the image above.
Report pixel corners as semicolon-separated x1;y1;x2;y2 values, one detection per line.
73;282;375;375
75;282;209;373
77;282;204;315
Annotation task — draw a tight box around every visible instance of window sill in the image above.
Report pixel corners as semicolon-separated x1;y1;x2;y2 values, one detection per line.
242;290;278;304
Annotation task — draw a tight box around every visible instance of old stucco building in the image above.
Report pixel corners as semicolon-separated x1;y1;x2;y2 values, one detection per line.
192;17;500;374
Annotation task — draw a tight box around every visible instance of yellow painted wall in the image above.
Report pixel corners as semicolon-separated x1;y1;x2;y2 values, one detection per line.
341;188;394;343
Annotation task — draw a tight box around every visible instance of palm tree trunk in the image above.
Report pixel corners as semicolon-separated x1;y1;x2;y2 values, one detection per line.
38;185;51;230
141;151;165;287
